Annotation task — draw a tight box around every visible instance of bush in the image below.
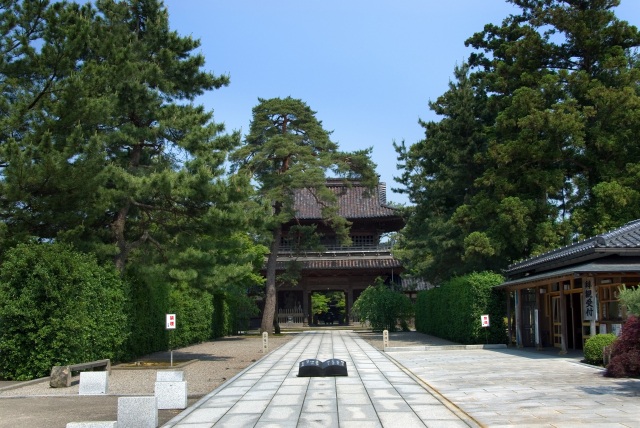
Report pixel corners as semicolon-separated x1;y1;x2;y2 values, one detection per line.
352;278;413;332
0;242;129;380
415;271;507;344
583;334;617;365
605;315;640;378
619;285;640;316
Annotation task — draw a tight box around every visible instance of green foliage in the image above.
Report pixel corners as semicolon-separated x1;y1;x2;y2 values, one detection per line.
352;279;414;332
395;1;640;282
311;293;330;316
230;96;378;333
584;334;617;366
211;293;228;340
415;272;507;344
169;287;214;348
619;285;640;316
0;243;128;380
226;290;259;334
123;273;170;359
0;0;267;365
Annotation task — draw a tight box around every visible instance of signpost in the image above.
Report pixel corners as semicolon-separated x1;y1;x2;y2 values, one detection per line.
481;314;490;344
166;314;176;366
481;314;490;327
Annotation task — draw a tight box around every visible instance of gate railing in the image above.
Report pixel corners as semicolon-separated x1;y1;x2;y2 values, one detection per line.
277;308;304;325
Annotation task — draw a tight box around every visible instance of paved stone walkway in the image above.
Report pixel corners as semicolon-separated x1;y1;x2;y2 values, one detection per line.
163;330;640;427
163;330;475;427
388;346;640;427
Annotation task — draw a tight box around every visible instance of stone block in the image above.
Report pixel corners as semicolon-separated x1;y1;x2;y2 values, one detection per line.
66;422;117;428
50;365;71;388
155;380;187;409
156;370;184;382
117;396;157;428
79;371;108;395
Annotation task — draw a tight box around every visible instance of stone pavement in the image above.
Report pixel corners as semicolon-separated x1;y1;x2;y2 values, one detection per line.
388;346;640;427
164;330;640;428
163;330;475;427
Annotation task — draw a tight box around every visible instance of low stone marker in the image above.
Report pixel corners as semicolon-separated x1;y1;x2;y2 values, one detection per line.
156;370;184;382
66;422;117;428
298;358;348;377
118;396;157;428
78;371;108;395
155;370;187;410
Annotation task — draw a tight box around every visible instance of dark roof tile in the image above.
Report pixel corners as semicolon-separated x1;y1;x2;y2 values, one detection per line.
506;219;640;274
294;181;400;220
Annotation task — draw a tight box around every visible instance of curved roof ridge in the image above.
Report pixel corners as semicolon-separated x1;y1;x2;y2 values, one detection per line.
506;219;640;272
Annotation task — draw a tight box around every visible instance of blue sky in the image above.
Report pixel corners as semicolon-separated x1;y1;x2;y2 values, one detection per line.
163;0;640;206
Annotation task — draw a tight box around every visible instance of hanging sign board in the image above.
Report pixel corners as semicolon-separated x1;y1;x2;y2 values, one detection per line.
481;314;490;328
166;313;176;330
583;280;597;321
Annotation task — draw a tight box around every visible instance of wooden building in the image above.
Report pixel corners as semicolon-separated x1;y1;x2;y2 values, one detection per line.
271;179;404;326
497;220;640;352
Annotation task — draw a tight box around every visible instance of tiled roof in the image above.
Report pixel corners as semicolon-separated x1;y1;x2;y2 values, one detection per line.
498;256;640;288
276;257;402;270
293;180;401;220
506;219;640;275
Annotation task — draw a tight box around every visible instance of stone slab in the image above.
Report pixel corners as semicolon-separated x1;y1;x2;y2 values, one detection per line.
118;396;157;428
155;380;188;409
78;371;108;395
156;370;184;382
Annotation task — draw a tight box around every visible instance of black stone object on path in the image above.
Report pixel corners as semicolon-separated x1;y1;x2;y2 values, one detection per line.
298;358;348;377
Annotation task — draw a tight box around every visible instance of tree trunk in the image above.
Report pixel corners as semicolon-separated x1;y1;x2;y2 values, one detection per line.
261;225;282;333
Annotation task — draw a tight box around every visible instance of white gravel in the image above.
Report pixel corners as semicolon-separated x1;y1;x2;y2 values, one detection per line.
0;334;295;398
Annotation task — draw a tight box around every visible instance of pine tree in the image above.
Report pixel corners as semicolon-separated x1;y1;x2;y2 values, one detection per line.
230;97;378;333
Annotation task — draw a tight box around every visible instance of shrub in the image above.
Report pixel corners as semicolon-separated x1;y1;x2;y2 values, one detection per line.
605;315;640;378
0;242;129;380
619;285;640;316
415;271;507;344
583;334;617;365
352;278;413;332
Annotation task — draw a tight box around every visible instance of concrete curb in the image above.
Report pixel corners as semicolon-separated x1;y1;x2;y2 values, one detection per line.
385;343;508;352
0;376;49;392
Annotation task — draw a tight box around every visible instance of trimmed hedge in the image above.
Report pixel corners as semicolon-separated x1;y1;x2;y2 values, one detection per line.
415;271;507;344
0;242;259;380
583;334;617;365
0;242;129;380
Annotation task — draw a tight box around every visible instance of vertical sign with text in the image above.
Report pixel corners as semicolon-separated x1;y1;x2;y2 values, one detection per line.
481;314;490;328
583;280;596;321
166;313;176;330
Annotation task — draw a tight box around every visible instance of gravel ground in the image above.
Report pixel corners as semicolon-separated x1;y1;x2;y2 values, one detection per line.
0;329;452;428
0;330;447;398
0;333;295;398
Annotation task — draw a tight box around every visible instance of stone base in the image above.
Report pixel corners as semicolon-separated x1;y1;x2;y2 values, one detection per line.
118;396;157;428
79;371;108;395
155;381;187;409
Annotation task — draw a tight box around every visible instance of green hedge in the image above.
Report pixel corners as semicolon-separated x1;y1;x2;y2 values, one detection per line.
0;242;257;380
584;333;617;365
0;242;129;380
415;272;507;344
